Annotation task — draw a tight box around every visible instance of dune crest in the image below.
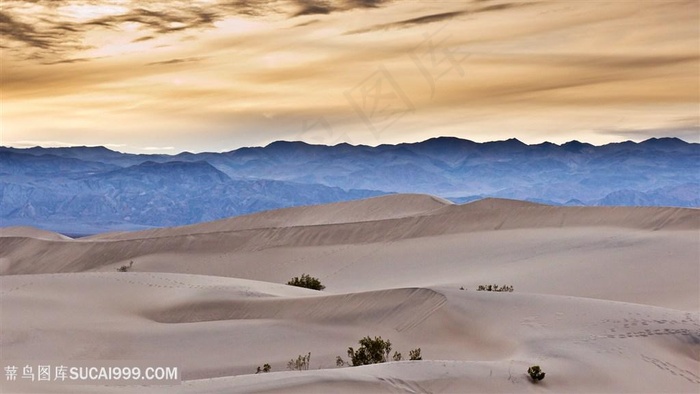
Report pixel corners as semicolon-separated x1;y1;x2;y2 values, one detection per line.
85;193;452;241
0;226;71;241
1;195;697;278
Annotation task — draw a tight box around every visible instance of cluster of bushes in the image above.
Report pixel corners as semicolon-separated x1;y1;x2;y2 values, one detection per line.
286;274;325;291
336;336;421;367
259;336;422;374
256;354;544;384
274;275;543;382
287;352;311;371
477;284;513;292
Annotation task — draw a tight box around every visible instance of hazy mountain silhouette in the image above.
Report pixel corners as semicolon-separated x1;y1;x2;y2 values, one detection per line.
1;137;697;233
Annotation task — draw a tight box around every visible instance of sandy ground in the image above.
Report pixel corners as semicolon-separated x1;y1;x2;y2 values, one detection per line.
1;194;698;393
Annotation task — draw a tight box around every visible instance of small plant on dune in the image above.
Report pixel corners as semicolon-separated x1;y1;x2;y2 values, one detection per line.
255;363;271;374
336;356;348;367
116;261;133;272
286;274;325;291
287;352;311;371
528;365;545;382
408;348;422;361
392;351;403;361
477;284;513;292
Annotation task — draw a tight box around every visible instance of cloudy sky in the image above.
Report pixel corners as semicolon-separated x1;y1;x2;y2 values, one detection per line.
2;0;699;153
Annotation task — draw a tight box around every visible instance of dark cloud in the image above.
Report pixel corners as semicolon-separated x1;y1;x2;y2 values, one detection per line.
0;11;53;49
221;0;280;17
2;0;393;61
391;11;468;26
476;3;527;13
346;0;387;7
147;56;206;66
2;1;236;61
344;2;532;34
132;35;155;43
292;19;320;28
0;9;91;60
87;7;219;34
41;57;94;65
345;11;468;34
291;0;390;17
293;5;332;17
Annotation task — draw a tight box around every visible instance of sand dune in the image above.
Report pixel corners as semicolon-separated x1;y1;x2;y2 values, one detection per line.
1;273;698;393
1;195;698;393
85;194;453;241
0;226;71;241
1;196;697;309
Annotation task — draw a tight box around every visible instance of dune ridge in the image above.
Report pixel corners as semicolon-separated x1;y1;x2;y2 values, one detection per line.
1;196;697;276
0;226;72;241
84;193;453;241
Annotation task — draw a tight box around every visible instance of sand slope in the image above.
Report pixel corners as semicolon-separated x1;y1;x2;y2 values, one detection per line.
1;273;698;393
1;196;697;309
1;195;698;393
84;193;453;241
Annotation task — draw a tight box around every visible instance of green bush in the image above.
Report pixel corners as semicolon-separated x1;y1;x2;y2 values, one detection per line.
287;352;311;371
408;348;422;361
339;336;423;367
286;274;325;291
477;284;513;292
528;365;545;382
117;261;133;272
347;336;392;366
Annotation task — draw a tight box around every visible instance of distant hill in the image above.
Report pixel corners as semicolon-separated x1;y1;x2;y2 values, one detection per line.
1;137;698;233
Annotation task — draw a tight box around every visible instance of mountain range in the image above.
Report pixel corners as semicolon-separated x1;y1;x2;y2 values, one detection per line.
1;137;698;234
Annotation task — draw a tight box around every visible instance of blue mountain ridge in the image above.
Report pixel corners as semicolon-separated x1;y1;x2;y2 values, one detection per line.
1;137;697;234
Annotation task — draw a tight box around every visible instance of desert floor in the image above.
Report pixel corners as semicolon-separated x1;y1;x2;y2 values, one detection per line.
1;194;698;393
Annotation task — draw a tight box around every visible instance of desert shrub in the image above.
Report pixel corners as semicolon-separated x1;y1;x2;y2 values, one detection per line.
117;261;133;272
477;284;513;292
255;363;271;374
286;274;325;291
409;348;422;361
347;336;392;366
459;286;465;290
528;365;545;382
340;336;423;367
287;352;311;371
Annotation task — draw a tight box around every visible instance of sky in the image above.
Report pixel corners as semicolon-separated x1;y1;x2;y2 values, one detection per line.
1;0;699;154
